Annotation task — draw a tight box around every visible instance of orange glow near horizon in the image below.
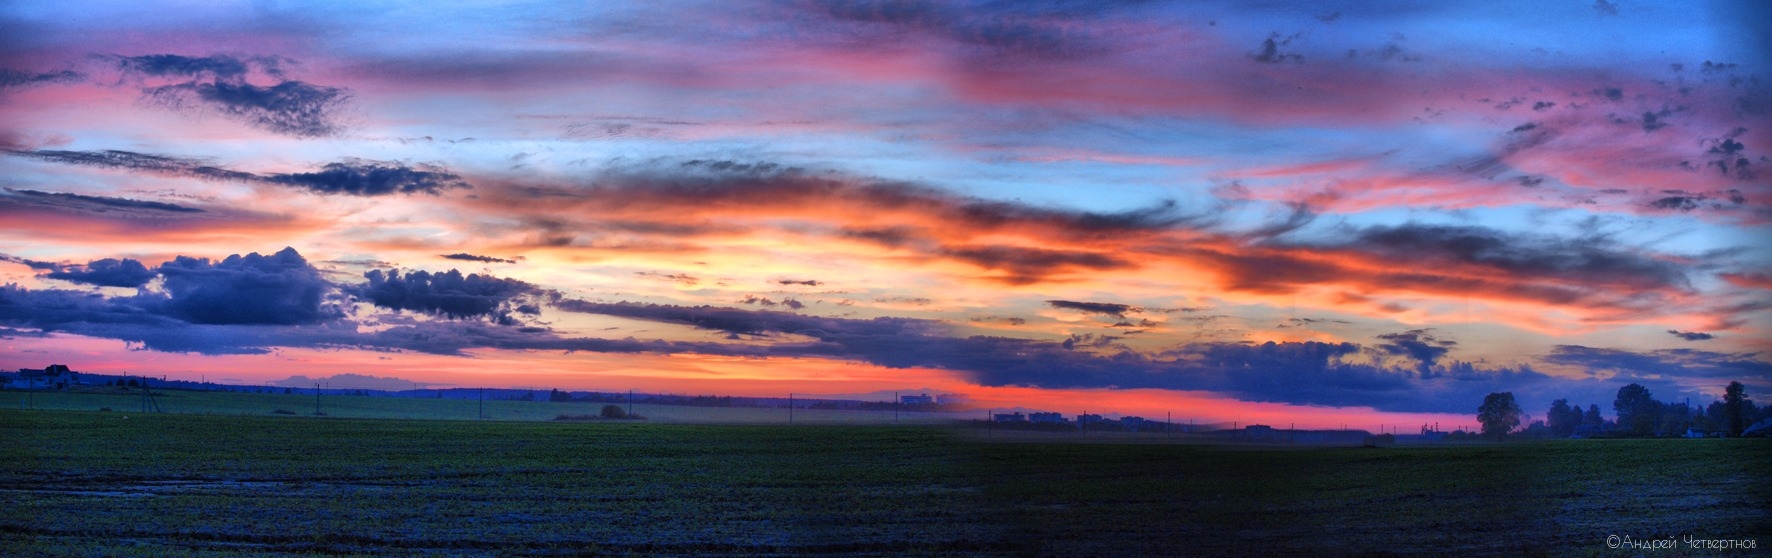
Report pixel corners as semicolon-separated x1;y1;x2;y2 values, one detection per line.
8;332;1470;431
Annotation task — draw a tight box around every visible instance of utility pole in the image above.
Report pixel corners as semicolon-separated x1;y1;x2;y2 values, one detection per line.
478;387;484;420
314;383;321;416
788;393;794;424
627;389;633;418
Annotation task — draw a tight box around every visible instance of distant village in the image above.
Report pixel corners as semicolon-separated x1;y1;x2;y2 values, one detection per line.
980;409;1465;444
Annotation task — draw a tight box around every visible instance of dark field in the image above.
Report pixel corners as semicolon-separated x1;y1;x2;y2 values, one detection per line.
3;409;1767;556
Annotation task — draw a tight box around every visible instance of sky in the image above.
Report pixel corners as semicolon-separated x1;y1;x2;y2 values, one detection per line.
1;0;1769;429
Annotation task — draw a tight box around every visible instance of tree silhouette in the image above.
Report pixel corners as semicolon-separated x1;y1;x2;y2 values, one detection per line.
1583;404;1604;429
1723;381;1752;437
1613;383;1659;437
1477;392;1523;441
1546;399;1581;437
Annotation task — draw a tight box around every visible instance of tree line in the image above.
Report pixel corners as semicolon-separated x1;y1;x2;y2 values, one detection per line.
1478;381;1762;440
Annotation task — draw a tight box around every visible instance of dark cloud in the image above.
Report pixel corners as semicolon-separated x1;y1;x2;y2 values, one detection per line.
0;281;738;357
940;245;1130;284
0;248;340;351
352;268;540;322
0;253;64;270
1592;0;1618;16
596;160;1191;240
1545;345;1771;380
1373;329;1456;376
874;296;933;306
546;299;1571;412
777;279;823;286
6;149;470;196
1640;111;1666;132
1347;36;1421;64
970;315;1027;326
440;253;516;264
6;149;256;181
1668;330;1715;341
494;160;1186;284
554;299;938;339
1;188;205;214
0;68;82;89
155;247;340;325
1650;196;1703;211
264;159;470;196
1251;32;1305;64
46;258;155;288
1279;317;1351;328
116;54;348;138
839;226;921;247
0;279;1647;413
1046;299;1136;318
1332;223;1690;292
736;295;806;310
1701;131;1755;180
116;54;253;79
804;0;1115;61
635;271;699;284
0;284;192;341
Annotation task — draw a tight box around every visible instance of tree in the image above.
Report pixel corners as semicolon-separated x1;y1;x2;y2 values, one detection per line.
1546;399;1581;438
1723;381;1753;437
1477;392;1524;441
1614;384;1660;436
600;404;627;419
1583;404;1604;429
1657;401;1692;437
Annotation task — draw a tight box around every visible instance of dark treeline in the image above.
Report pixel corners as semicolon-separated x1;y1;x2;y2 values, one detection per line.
1482;381;1765;440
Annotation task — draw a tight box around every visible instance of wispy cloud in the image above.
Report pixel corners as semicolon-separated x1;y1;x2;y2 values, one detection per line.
116;54;349;137
8;149;470;196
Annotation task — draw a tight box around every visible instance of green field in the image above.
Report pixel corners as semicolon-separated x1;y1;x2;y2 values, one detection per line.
3;406;1768;556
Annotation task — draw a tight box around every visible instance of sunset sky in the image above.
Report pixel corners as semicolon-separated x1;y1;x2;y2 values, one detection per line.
2;1;1768;428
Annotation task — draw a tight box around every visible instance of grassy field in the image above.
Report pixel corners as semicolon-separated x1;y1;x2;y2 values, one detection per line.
0;387;957;424
3;407;1767;556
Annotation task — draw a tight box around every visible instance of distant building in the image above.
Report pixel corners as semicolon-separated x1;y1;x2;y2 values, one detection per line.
1243;424;1277;441
1415;424;1447;442
9;364;76;389
900;394;934;405
993;412;1026;423
936;393;969;405
1120;416;1148;431
1028;412;1066;424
